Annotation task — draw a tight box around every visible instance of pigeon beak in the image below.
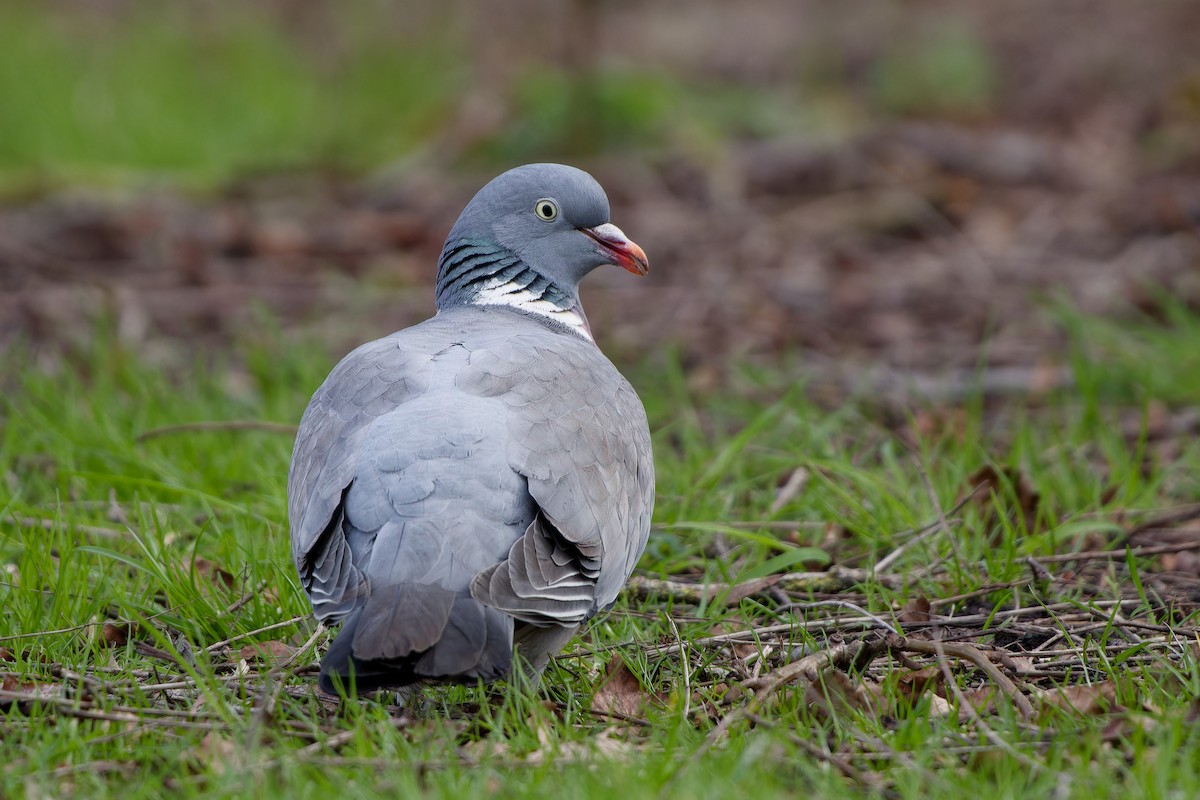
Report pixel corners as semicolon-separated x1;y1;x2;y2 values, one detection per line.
582;223;649;276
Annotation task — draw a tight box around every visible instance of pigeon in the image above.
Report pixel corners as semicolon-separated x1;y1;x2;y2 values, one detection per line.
288;163;655;694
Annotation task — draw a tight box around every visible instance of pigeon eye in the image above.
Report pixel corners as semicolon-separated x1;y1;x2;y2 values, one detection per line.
534;199;559;222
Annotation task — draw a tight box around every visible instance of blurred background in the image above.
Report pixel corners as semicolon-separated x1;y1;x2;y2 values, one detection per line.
3;0;1200;388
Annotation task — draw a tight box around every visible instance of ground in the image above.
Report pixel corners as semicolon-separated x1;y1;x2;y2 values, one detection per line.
2;2;1200;798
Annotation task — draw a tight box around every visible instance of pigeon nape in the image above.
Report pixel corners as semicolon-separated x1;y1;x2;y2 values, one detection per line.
287;164;655;695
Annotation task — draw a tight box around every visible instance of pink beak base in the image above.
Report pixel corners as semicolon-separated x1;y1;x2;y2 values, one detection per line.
582;223;649;276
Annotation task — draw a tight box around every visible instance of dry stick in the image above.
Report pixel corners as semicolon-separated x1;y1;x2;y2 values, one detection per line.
779;600;899;636
48;761;137;779
273;622;327;674
626;566;903;604
1120;502;1200;544
923;637;1046;774
204;615;310;654
14;516;125;540
643;616;882;659
712;638;888;746
931;580;1033;607
555;702;650;727
0;622;98;644
769;467;810;516
933;598;1148;628
0;690;230;730
889;635;1035;721
223;581;269;616
625;575;777;604
1034;540;1200;563
653;599;1161;659
136;420;297;443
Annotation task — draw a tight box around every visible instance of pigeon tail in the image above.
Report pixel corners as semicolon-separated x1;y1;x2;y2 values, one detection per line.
319;582;514;694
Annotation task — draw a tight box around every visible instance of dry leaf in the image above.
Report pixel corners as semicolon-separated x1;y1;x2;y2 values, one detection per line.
191;557;235;589
1160;550;1200;572
1037;681;1119;716
721;575;782;605
237;640;295;663
950;686;998;721
0;677;62;714
897;595;931;624
591;655;655;719
818;522;853;555
965;464;1041;535
927;694;955;717
896;666;943;705
100;622;133;647
906;408;968;445
194;732;239;775
1002;654;1037;676
524;727;635;765
731;641;762;661
804;668;880;721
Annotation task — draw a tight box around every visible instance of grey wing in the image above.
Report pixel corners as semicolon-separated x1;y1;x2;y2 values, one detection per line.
287;333;431;620
462;334;655;625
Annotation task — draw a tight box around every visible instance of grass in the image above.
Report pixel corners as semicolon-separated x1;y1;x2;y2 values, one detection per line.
2;300;1200;798
0;2;849;192
0;2;463;188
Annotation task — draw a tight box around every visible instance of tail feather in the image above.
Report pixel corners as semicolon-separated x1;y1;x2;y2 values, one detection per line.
319;582;514;694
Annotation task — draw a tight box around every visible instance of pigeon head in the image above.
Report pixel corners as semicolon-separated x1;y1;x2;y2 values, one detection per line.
434;164;648;329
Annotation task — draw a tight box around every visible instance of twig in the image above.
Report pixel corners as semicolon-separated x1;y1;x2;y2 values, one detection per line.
625;575;778;604
742;638;886;700
48;760;138;779
0;689;230;730
640;615;891;659
769;467;810;515
298;716;410;757
555;702;650;727
778;600;899;636
273;622;327;674
937;598;1147;626
136;420;296;443
920;636;1046;774
888;635;1035;721
626;566;902;605
223;581;269;616
702;637;888;754
1033;541;1200;564
0;622;98;644
14;516;125;540
919;461;963;564
1120;503;1200;544
777;566;904;592
203;616;310;654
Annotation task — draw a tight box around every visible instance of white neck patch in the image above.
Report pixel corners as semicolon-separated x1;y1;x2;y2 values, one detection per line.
473;278;593;342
